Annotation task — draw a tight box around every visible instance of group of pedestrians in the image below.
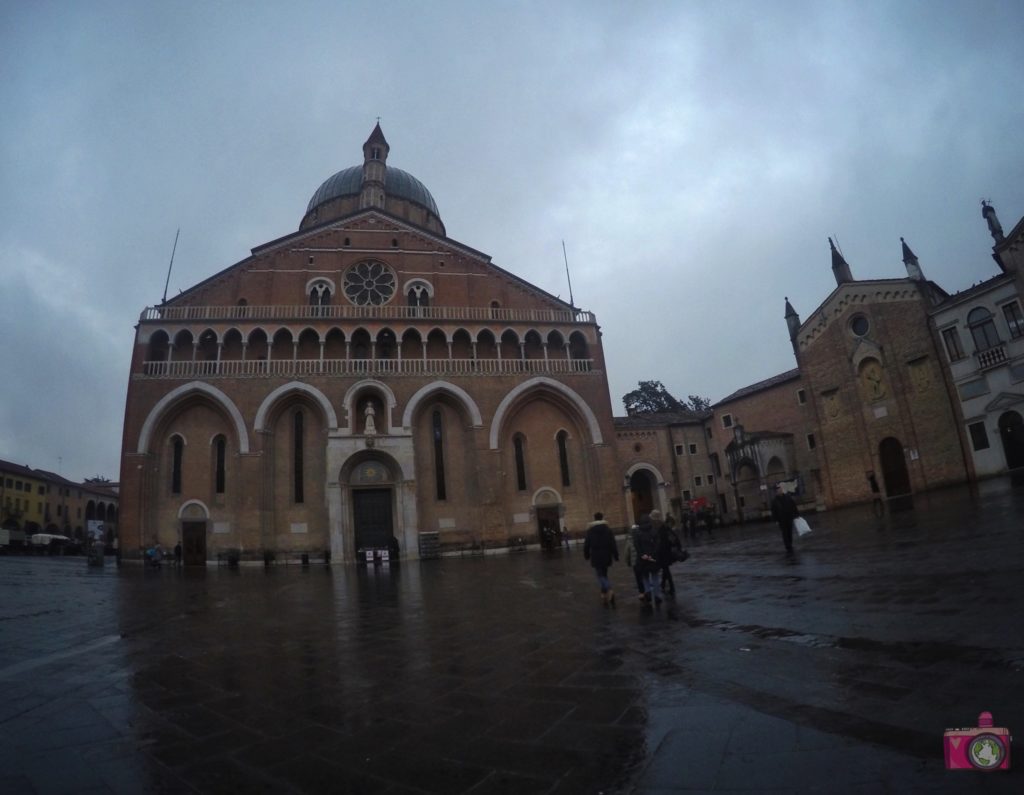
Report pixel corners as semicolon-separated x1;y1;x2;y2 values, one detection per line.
583;509;687;608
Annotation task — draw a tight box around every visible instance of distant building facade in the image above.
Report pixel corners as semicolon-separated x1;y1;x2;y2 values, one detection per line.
0;460;118;545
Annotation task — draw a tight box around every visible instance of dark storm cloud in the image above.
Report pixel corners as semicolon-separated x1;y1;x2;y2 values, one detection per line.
1;1;1022;479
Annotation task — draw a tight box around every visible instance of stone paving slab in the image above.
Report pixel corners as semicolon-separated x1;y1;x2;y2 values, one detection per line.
0;479;1022;793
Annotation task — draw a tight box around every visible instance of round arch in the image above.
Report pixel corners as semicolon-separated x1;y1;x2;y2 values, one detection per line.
137;382;250;454
489;377;603;449
176;499;210;519
254;381;337;431
341;379;398;434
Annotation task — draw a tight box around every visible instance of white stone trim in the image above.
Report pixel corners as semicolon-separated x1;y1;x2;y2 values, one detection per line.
341;379;398;434
176;499;210;519
137;382;249;454
254;381;338;431
489;377;603;449
402;381;484;429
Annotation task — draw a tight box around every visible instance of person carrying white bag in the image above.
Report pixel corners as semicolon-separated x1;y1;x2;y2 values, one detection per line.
770;484;803;554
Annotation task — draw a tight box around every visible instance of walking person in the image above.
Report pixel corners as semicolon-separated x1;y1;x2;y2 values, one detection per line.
174;542;182;567
658;515;682;596
632;513;661;605
583;512;618;606
624;524;644;596
770;485;799;554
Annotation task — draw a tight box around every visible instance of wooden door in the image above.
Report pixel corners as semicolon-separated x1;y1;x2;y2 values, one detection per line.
353;488;393;550
182;521;207;566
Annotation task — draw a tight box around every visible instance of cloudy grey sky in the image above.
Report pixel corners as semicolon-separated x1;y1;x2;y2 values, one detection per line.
2;1;1022;482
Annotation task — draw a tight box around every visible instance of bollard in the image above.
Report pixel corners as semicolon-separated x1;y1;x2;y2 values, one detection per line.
324;550;331;565
301;553;309;566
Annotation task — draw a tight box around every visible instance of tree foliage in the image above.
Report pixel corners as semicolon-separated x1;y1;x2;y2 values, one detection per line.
623;381;711;416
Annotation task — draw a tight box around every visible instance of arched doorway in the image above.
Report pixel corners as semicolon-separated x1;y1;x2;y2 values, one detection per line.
629;470;655;522
999;411;1024;470
879;437;911;497
350;460;394;552
179;501;208;566
533;488;562;549
734;460;762;521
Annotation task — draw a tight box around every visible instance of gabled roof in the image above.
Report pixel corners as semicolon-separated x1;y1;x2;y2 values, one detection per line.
0;459;37;479
162;207;578;313
715;369;801;406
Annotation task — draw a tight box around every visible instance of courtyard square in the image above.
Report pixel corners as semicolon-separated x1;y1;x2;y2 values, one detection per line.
0;478;1021;794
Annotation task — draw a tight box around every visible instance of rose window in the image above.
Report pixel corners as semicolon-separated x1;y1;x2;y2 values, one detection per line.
343;261;396;305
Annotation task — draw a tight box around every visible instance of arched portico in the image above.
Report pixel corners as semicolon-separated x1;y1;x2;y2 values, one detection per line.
624;463;669;526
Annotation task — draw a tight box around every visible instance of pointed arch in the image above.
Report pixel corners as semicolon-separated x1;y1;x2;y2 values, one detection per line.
137;382;249;454
489;377;603;449
402;381;484;429
254;381;337;431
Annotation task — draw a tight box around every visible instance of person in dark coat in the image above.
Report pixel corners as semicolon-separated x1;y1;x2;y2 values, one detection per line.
770;485;799;553
583;512;619;606
657;514;682;596
632;513;661;605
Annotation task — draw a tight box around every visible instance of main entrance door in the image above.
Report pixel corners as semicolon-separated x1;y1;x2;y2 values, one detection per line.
182;521;207;566
999;411;1024;470
353;488;393;550
879;437;911;497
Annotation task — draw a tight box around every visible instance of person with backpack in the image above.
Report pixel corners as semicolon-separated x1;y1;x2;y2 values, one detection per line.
632;512;661;605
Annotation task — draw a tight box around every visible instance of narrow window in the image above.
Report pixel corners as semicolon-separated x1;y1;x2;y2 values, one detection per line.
1002;301;1024;339
807;433;817;450
683;489;692;501
797;389;807;405
171;436;183;494
674;444;684;455
557;430;571;487
721;413;733;429
215;436;226;494
707;474;715;485
941;328;965;362
433;410;446;501
688;443;698;455
514;435;527;491
968;422;990;451
293;410;304;503
694;475;703;486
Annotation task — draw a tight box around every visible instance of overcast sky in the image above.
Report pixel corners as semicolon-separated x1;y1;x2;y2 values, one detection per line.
2;1;1022;482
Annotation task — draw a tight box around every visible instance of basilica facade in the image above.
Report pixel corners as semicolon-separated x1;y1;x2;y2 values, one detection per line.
119;125;624;563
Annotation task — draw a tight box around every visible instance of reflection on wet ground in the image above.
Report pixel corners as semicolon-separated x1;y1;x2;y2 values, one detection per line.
0;478;1022;793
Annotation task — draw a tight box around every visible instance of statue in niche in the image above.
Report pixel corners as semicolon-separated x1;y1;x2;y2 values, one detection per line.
364;400;377;435
861;361;887;401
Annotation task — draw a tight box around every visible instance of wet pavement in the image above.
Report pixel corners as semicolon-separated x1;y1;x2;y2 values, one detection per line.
0;478;1022;794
